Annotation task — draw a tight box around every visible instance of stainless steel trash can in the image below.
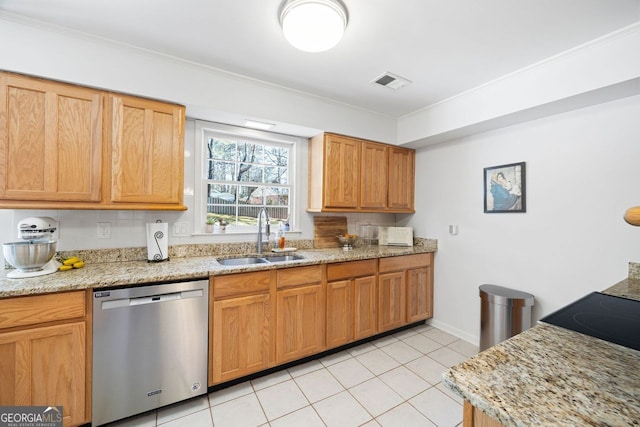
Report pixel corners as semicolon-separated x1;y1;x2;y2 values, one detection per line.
479;284;534;351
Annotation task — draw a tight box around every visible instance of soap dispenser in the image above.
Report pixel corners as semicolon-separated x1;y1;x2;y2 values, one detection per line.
277;221;286;249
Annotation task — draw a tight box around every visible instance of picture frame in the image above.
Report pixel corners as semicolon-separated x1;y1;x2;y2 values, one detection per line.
484;162;526;213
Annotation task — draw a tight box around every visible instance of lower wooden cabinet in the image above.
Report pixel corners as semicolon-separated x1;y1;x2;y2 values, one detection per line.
326;259;378;348
378;271;406;332
379;253;434;329
212;294;271;384
209;253;433;385
0;291;88;427
353;275;378;339
463;401;505;427
210;271;272;385
275;266;325;364
275;284;324;363
0;323;86;426
326;279;353;348
407;265;433;322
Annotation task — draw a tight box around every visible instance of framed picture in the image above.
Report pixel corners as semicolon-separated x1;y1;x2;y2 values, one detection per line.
484;162;526;213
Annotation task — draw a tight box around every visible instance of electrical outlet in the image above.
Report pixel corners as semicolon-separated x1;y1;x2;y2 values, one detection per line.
173;222;189;236
97;222;111;239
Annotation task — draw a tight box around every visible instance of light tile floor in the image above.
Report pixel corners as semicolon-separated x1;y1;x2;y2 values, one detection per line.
103;324;478;427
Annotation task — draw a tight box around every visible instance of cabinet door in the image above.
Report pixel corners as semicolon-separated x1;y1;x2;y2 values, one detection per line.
326;280;352;348
212;293;270;384
353;275;377;340
464;401;505;427
109;94;184;205
387;147;415;211
0;322;86;427
406;267;433;322
323;134;359;208
378;272;406;332
276;284;324;363
0;73;102;202
360;142;388;209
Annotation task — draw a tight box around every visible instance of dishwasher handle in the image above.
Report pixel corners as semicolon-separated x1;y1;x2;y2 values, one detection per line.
100;289;204;310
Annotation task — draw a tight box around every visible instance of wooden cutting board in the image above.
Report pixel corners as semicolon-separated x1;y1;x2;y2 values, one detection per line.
314;216;348;248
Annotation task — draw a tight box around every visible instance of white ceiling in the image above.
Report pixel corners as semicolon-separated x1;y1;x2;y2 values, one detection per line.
1;0;639;118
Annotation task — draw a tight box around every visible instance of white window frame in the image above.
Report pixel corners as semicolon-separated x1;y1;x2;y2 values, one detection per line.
194;120;300;235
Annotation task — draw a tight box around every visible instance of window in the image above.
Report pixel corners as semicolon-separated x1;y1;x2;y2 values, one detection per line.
196;121;297;233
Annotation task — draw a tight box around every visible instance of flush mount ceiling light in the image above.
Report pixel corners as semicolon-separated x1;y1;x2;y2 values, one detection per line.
279;0;348;53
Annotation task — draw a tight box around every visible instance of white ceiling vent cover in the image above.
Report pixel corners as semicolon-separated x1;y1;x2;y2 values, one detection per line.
371;72;412;90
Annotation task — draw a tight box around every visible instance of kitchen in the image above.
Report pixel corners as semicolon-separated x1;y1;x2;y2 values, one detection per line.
1;1;640;426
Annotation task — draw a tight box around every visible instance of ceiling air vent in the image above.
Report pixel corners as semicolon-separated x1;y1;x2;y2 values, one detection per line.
371;72;411;90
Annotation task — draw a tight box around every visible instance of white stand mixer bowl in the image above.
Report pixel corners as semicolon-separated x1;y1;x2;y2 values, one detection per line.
3;240;57;272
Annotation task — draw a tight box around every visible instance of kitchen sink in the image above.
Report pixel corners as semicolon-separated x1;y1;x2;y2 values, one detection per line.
263;255;305;263
217;257;270;266
217;254;304;266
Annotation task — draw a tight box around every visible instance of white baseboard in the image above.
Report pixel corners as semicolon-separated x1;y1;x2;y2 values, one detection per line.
426;318;479;346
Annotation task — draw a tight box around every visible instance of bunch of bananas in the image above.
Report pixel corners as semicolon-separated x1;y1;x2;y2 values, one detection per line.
59;256;85;271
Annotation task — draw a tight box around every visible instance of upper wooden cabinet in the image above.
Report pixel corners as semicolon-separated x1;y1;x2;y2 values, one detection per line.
0;71;186;210
388;147;415;211
0;72;103;203
107;94;184;206
311;133;359;209
308;132;415;213
360;142;388;209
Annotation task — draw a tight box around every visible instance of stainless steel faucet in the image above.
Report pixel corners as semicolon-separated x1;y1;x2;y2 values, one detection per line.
257;207;270;254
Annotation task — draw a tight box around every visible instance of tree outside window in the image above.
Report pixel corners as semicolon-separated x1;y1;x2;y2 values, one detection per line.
204;134;291;231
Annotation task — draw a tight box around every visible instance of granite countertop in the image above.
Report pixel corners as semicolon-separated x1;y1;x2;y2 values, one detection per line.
442;268;640;426
0;240;437;298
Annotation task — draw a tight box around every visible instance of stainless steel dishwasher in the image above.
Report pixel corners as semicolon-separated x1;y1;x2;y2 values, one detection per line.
92;279;209;426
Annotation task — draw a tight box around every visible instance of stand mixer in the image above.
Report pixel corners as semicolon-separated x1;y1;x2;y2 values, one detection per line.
3;217;60;278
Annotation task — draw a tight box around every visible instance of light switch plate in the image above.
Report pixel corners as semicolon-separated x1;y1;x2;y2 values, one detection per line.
173;222;190;236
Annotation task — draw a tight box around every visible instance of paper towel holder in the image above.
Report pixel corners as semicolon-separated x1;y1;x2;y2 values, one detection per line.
147;219;170;263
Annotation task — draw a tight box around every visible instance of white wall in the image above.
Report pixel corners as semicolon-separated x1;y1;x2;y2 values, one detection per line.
0;14;397;143
403;94;640;344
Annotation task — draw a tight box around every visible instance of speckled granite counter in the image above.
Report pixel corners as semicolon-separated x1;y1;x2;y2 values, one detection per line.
442;263;640;426
0;239;437;298
603;277;640;302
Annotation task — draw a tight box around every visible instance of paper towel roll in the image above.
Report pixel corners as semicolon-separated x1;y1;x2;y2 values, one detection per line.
146;222;169;262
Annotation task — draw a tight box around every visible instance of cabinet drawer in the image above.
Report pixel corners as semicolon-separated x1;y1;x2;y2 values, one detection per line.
277;265;323;289
212;271;271;299
0;291;85;330
379;253;431;273
327;259;377;281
